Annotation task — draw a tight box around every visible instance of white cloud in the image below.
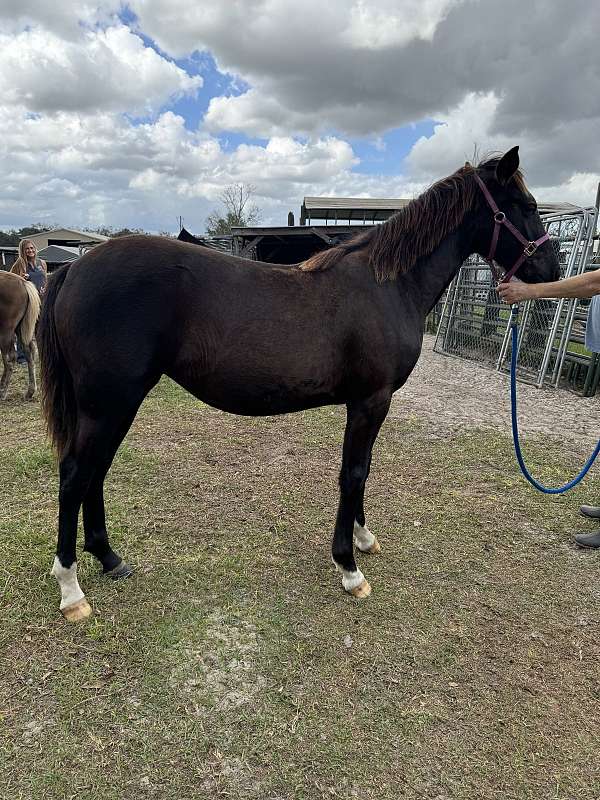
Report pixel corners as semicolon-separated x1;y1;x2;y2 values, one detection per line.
1;0;598;233
0;25;201;115
128;0;600;145
535;173;600;209
205;91;309;138
130;0;470;136
404;92;600;207
406;92;507;179
0;105;366;231
0;0;121;37
342;0;463;49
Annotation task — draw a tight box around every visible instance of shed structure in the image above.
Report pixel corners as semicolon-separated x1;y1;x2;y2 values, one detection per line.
299;196;409;226
231;195;410;263
26;228;109;251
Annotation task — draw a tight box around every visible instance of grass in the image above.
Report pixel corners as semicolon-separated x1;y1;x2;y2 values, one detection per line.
1;366;599;799
566;340;592;357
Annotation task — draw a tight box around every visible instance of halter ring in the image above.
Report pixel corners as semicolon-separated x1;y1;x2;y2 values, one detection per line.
494;211;506;223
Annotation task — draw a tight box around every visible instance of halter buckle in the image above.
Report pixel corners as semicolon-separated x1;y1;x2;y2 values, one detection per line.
524;241;538;257
494;211;506;223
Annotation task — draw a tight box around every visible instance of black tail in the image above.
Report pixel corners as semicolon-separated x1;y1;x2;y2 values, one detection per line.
38;263;76;457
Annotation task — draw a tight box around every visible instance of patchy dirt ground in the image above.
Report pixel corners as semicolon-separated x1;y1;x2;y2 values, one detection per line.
391;335;600;454
2;354;600;800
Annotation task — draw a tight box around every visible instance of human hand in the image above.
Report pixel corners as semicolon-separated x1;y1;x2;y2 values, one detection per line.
497;278;535;304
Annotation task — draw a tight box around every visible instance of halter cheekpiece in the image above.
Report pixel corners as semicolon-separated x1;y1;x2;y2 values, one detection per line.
474;172;549;284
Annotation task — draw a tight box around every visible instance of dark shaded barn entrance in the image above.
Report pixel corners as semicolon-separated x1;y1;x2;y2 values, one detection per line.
231;196;409;263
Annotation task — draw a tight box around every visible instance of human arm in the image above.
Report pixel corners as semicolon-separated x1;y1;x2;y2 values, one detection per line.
498;268;600;304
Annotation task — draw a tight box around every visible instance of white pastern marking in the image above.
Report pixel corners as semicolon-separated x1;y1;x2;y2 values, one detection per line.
353;521;376;552
332;558;366;591
51;557;85;610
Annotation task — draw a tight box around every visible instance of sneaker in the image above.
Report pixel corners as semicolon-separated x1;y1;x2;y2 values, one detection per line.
573;531;600;549
580;505;600;519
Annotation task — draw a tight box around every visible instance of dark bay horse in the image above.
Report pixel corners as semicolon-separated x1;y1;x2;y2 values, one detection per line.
38;147;559;621
0;272;41;400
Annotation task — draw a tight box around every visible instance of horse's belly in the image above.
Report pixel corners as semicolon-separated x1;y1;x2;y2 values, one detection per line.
176;371;341;416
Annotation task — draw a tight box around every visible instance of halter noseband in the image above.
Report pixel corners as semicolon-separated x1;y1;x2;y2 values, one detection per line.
474;172;549;284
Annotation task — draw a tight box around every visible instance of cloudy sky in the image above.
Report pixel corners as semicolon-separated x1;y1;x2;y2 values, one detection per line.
1;0;599;234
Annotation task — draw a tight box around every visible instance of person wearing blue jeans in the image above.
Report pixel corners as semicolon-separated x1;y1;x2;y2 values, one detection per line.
499;269;600;548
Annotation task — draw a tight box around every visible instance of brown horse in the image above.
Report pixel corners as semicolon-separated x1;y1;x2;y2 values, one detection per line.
0;272;41;400
38;148;560;621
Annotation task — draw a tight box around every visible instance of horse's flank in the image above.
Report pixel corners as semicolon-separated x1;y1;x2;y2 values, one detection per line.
0;272;40;345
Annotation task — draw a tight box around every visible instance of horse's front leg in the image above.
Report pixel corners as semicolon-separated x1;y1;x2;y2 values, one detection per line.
332;389;391;598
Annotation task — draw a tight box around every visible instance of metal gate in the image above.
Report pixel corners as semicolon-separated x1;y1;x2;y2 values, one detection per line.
433;203;599;388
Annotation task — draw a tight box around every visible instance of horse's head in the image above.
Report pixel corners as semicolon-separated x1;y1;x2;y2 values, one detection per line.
471;147;560;284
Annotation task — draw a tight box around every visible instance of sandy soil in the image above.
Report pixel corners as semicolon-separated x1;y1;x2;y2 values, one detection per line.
391;334;599;455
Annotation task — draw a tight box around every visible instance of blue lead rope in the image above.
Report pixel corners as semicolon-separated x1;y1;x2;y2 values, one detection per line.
510;305;600;493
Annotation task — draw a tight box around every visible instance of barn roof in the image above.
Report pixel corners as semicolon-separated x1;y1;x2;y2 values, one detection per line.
300;197;409;224
539;202;594;216
37;245;80;263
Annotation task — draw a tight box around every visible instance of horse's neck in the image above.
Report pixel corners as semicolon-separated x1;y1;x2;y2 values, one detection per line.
410;228;472;316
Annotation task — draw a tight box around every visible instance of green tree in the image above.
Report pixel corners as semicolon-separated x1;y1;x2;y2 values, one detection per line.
0;223;52;246
205;184;261;235
85;226;148;238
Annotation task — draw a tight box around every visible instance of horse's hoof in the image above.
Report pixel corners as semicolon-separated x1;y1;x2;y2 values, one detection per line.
349;580;372;599
61;598;92;623
104;561;133;581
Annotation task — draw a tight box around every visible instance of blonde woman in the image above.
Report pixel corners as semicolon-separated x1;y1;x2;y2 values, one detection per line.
11;239;47;296
10;239;46;364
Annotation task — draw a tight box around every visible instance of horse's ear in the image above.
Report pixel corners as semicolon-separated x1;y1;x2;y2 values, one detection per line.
495;146;520;186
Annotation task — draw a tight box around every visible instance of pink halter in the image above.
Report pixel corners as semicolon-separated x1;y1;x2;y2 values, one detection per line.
474;172;549;284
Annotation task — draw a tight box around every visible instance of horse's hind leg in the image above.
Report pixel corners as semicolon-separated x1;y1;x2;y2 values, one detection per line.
0;337;16;400
332;389;391;598
83;475;132;579
52;403;143;621
82;407;141;579
52;416;109;621
22;339;37;399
